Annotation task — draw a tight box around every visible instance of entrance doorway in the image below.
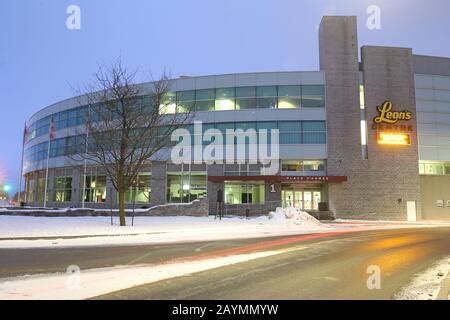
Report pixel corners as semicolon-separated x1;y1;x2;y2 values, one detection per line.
281;189;321;210
407;201;417;222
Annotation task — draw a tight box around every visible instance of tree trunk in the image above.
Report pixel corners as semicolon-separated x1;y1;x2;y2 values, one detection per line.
118;190;126;226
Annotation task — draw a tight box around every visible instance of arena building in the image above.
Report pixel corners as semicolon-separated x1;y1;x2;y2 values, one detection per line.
22;16;450;220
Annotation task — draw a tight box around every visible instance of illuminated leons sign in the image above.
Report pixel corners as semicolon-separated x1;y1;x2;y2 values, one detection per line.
373;100;412;124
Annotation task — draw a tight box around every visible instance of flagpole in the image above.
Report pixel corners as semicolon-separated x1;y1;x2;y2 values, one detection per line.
82;130;88;209
82;107;90;209
43;134;51;208
43;117;54;208
18;122;27;205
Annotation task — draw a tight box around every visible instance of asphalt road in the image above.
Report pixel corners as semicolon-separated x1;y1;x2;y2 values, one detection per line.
1;227;450;299
94;227;450;300
0;236;294;278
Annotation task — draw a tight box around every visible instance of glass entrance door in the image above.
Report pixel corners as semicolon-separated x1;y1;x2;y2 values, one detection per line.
303;191;312;210
282;190;294;207
294;191;303;209
282;189;321;210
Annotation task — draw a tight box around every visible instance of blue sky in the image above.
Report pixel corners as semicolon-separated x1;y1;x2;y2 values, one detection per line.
1;0;450;193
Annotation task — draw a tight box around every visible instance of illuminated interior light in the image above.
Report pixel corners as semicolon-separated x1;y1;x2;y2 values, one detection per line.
215;99;235;111
377;132;411;145
360;120;367;146
159;103;177;114
359;85;365;110
277;100;297;109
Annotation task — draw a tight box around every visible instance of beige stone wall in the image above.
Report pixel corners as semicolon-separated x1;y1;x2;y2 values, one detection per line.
319;16;421;220
420;175;450;220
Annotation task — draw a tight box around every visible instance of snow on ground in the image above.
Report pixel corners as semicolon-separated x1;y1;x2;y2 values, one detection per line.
0;200;9;207
0;208;331;249
0;245;307;300
1;208;449;249
394;256;450;300
269;207;323;227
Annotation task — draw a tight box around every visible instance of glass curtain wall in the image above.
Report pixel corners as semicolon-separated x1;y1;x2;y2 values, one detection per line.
167;171;207;203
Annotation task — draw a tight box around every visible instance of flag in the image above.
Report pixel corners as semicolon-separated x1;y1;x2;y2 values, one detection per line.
49;117;56;140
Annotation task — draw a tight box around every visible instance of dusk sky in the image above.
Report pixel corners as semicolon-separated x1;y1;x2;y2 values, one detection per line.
1;0;450;193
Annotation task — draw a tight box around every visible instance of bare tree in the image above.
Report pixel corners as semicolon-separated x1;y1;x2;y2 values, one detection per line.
73;59;192;226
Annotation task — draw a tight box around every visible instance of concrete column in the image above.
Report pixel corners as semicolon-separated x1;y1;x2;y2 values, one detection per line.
150;161;167;206
71;167;81;208
106;177;117;209
361;46;421;219
264;182;281;212
46;169;55;207
207;164;224;215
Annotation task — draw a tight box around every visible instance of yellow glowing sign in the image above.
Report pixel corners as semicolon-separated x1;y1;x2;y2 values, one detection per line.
373;100;412;124
377;132;411;145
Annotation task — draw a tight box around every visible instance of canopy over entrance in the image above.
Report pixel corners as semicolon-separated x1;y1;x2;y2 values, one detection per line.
208;175;348;183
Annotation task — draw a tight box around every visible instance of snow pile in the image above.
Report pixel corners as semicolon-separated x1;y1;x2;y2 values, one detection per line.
394;256;450;300
268;207;324;227
0;214;330;247
0;200;10;208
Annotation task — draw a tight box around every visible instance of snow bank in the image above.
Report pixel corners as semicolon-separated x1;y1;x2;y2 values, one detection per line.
0;200;9;208
0;246;306;300
268;207;324;227
394;256;450;300
0;214;329;249
3;210;445;249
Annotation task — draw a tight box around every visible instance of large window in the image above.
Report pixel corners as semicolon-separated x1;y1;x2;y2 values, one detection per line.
54;176;72;202
302;85;325;108
25;174;35;202
25;120;327;165
224;163;261;176
195;89;215;112
28;116;50;140
225;182;265;204
279;121;302;144
282;160;325;175
302;121;326;144
176;90;195;113
159;92;177;114
36;175;46;204
419;161;450;175
167;171;207;203
235;86;256;110
55;107;87;130
278;86;301;109
81;174;106;203
278;121;326;145
24;142;48;162
215;87;235;111
50;135;85;158
256;86;277;108
125;174;151;204
27;84;326;141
